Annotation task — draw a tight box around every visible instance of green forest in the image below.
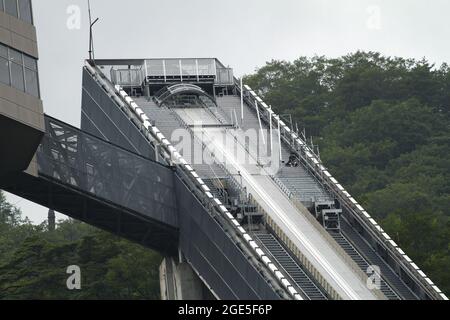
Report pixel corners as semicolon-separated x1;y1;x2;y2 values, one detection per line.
0;51;448;299
0;192;162;299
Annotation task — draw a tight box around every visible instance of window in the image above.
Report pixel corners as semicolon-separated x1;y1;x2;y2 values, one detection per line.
18;0;32;24
2;0;33;24
23;54;37;70
0;57;10;85
0;44;7;58
9;48;23;64
10;61;24;91
25;68;38;96
5;0;18;18
0;44;39;97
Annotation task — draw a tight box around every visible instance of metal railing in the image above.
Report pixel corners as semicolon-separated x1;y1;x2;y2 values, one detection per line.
111;68;143;87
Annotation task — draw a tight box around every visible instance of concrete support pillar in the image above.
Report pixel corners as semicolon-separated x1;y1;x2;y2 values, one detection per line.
144;85;151;97
159;257;207;300
48;209;56;231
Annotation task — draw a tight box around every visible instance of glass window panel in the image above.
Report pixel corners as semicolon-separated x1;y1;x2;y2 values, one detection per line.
197;59;215;76
9;48;23;64
165;59;180;76
0;57;10;85
5;0;18;18
146;60;164;77
23;54;37;70
217;68;233;84
25;68;39;97
181;59;197;76
118;70;130;85
10;62;24;91
18;0;32;24
0;44;7;58
129;69;141;85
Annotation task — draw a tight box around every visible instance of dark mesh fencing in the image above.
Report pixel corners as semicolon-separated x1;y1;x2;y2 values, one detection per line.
37;116;178;228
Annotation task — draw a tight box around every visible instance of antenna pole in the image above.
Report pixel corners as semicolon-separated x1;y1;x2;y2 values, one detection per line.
88;0;92;60
88;0;99;62
269;105;273;156
240;78;244;124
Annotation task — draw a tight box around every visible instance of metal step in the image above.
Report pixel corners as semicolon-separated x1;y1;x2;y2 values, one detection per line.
253;232;328;300
339;219;419;300
330;232;401;300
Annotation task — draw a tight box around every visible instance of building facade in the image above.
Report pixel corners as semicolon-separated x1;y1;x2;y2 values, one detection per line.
0;0;44;177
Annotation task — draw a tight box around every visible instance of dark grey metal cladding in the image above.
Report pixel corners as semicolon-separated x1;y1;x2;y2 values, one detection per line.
2;171;179;255
81;68;156;160
175;176;281;300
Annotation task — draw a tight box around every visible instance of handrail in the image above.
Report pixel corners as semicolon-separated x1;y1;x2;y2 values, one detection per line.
272;176;293;199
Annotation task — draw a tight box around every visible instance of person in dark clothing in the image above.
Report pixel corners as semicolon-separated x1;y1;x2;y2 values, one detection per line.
286;153;299;167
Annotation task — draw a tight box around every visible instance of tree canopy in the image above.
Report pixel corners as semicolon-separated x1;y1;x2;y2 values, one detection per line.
0;193;162;300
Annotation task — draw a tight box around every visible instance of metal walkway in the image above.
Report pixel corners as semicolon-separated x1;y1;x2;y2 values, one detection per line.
330;232;400;300
254;232;328;300
339;219;418;300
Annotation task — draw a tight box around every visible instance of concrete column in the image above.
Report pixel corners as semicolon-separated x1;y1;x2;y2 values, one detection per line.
159;257;206;300
48;209;56;231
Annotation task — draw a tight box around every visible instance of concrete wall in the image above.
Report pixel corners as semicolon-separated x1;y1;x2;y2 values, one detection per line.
0;83;44;130
0;11;43;177
160;257;206;300
0;9;42;132
0;10;38;58
0;83;44;177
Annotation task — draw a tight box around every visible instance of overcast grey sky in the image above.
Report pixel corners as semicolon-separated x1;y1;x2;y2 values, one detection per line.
6;0;450;224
